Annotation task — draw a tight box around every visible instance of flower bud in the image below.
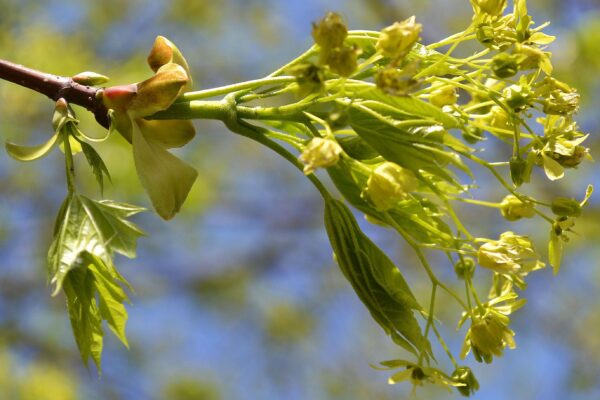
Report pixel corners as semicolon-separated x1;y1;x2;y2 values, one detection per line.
375;66;419;96
500;194;535;221
482;106;511;130
288;63;325;95
468;314;515;364
325;45;358;77
429;85;458;108
454;257;476;280
452;366;480;397
503;84;532;111
72;71;110;86
473;0;507;16
551;198;582;217
101;84;138;112
376;17;422;59
361;162;418;211
312;12;347;54
515;44;553;74
509;156;529;187
555;145;588;168
543;90;580;115
491;53;519;78
476;23;495;46
298;137;342;174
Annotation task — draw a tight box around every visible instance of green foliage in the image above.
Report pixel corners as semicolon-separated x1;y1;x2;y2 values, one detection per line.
324;198;429;358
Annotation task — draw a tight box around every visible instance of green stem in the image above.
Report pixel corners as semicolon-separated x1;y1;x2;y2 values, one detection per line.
221;97;330;199
177;76;296;101
61;129;76;194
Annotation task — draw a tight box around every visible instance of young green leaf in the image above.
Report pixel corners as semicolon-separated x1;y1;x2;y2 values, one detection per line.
48;194;144;294
5;132;60;161
131;120;198;220
79;141;111;195
63;262;104;371
324;198;430;358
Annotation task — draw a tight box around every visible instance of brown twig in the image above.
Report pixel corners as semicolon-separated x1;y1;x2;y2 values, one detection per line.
0;59;109;128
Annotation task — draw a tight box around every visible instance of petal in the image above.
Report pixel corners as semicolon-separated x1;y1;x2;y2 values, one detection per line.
132;120;197;219
137;119;195;148
542;153;564;180
129;63;188;118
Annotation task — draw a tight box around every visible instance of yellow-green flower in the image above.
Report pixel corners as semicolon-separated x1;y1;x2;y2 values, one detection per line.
500;194;535;221
376;16;422;60
429;85;458;108
298;137;342;175
462;312;515;363
477;231;544;275
361;162;418;211
471;0;507;17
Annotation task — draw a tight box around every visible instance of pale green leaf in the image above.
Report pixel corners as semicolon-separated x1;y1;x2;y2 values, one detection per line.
63;264;104;372
358;88;460;128
89;255;130;347
324;198;430;358
48;194;144;294
5;132;60;161
348;105;466;186
78;196;145;259
80;141;111;195
132;120;198;219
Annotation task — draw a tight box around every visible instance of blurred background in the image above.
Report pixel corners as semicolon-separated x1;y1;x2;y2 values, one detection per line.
0;0;599;399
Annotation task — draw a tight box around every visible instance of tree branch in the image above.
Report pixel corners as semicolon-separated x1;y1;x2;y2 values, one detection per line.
0;59;109;128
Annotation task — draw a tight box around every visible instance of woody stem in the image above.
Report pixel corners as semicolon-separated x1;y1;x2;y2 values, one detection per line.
0;58;109;128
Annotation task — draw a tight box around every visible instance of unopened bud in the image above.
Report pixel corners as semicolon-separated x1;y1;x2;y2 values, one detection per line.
429;85;458;107
491;53;519;78
101;84;138;112
500;194;535;221
312;12;347;54
325;45;358;77
361;162;418;211
556;145;588;168
473;0;507;16
72;71;110;86
454;257;476;280
376;16;422;59
299;137;342;174
543;90;580;115
452;366;480;397
503;84;532;111
375;66;420;96
476;23;495;46
551;198;582;217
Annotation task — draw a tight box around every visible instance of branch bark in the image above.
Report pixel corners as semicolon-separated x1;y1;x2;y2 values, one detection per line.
0;59;109;128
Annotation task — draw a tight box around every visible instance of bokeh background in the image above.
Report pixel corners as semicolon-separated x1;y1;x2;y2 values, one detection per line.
1;1;599;399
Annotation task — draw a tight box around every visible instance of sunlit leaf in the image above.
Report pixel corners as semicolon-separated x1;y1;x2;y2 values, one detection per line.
132;120;198;220
5;132;60;161
324;198;430;357
79;141;111;195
